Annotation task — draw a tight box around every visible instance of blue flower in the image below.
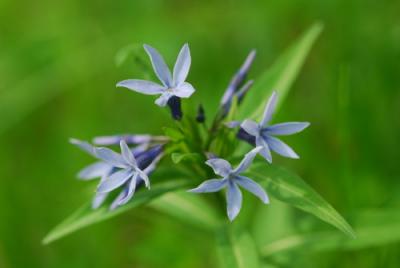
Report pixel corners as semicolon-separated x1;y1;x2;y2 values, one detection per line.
240;92;310;163
189;147;269;221
117;44;195;107
70;139;162;210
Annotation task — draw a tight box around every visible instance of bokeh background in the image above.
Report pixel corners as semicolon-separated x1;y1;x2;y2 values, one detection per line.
1;0;400;267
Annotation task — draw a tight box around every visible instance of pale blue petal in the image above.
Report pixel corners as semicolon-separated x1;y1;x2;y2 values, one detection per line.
77;161;113;180
173;43;191;86
256;136;272;163
241;119;260;136
232;146;262;174
226;180;242;221
155;92;172;107
120;140;137;167
188;178;227;193
173;82;195;98
136;168;150;188
97;169;133;193
94;147;127;168
143;44;172;87
235;176;269;204
118;173;138;205
264;122;310;136
92;192;109;209
70;138;95;156
225;121;241;128
266;136;299;159
205;158;232;177
116;79;165;95
260;91;278;126
110;188;129;210
93;134;154;146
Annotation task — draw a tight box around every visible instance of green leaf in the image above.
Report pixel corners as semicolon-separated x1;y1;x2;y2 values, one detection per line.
163;127;184;142
238;23;323;121
246;163;356;238
216;226;260;268
261;209;400;257
43;180;188;245
149;191;221;231
171;152;202;164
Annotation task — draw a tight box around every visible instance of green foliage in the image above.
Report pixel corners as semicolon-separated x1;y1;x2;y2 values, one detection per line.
216;226;261;268
43;179;188;245
149;191;221;231
261;209;400;257
238;23;323;121
246;163;356;238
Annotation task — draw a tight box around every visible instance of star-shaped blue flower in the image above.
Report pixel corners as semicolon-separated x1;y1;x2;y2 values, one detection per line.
117;44;195;107
240;91;310;163
189;147;269;221
70;139;158;209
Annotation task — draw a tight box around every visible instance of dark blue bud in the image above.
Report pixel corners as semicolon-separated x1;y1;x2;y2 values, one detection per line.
196;104;206;123
237;128;255;146
167;96;183;120
136;145;163;170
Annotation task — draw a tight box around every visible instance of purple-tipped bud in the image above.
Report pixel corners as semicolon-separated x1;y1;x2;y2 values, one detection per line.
219;50;256;117
167;96;182;120
236;80;254;104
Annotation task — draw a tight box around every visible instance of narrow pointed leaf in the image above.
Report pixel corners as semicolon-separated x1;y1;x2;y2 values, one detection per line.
246;163;355;238
238;23;323;121
43;179;188;245
261;209;400;257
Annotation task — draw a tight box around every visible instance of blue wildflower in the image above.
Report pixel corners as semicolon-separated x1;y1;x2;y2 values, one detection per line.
240;91;310;163
116;44;195;119
189;147;269;221
70;139;163;209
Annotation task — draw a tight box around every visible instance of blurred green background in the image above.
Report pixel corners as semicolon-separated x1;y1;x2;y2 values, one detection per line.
1;0;400;267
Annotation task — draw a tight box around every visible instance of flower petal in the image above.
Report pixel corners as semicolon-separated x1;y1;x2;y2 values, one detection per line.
77;161;113;180
188;178;227;193
256;136;272;163
241;119;260;136
232;146;262;174
205;158;232;177
110;187;129;210
118;173;138;205
92;191;109;209
70;138;95;156
225;121;241;128
120;140;137;167
260;91;277;126
173;43;191;86
155;92;172;107
226;180;242;221
264;122;310;136
235;176;269;204
265;136;299;159
136;168;150;189
173;82;195;98
116;79;165;95
143;44;172;87
97;169;133;193
94;147;127;168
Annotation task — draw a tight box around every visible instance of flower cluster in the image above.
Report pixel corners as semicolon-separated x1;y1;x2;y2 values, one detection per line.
71;44;309;220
